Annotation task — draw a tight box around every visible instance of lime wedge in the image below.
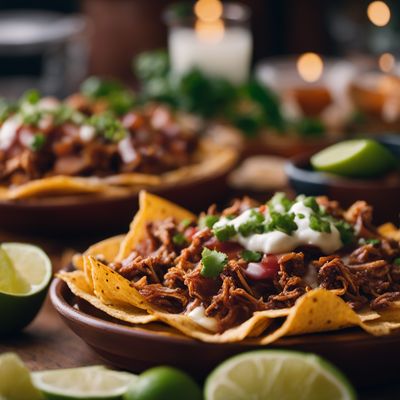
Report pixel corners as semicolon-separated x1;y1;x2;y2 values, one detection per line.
311;139;396;178
32;366;137;400
204;350;356;400
0;243;52;335
0;353;44;400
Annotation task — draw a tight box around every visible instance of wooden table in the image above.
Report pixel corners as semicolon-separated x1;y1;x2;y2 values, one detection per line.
0;230;108;371
0;229;399;400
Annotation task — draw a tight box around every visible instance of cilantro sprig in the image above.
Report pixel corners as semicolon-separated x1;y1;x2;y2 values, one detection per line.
87;113;127;142
238;210;265;237
265;211;298;235
200;248;228;278
199;215;219;229
213;224;236;242
241;250;262;262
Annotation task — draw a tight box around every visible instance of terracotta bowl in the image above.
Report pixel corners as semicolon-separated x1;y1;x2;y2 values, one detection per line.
285;151;400;225
0;167;232;237
51;276;400;388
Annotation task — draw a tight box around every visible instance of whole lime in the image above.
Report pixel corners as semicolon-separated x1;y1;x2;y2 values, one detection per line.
123;366;202;400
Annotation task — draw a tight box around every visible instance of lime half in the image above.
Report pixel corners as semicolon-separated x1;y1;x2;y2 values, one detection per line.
204;350;356;400
0;243;52;335
311;139;396;178
0;353;44;400
32;366;137;400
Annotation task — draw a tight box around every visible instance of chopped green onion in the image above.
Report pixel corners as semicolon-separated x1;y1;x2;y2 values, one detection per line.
238;209;265;237
309;214;331;233
359;238;381;246
297;213;305;219
172;233;187;246
241;250;262;262
213;224;236;242
180;218;192;229
200;248;228;278
334;220;355;245
22;111;42;126
303;196;320;213
22;89;40;105
268;192;293;212
30;133;46;151
264;212;298;236
199;215;219;229
88;113;127;142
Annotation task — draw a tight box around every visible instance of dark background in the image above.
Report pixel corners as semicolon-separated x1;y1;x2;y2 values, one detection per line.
0;0;398;83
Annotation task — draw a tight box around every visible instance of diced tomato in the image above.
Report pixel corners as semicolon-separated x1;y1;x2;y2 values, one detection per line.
204;239;243;259
184;226;199;242
244;254;279;280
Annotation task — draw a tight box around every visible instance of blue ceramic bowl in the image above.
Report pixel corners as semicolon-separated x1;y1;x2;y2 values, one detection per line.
285;135;400;224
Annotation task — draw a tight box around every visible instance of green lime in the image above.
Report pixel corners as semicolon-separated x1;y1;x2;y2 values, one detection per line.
0;243;52;335
204;350;356;400
32;366;136;400
311;139;396;178
0;353;44;400
123;366;202;400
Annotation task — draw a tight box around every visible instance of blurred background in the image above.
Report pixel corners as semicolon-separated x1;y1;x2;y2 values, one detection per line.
0;0;399;95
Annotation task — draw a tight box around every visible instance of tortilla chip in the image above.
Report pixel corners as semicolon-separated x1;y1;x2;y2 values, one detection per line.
103;173;161;187
89;257;150;311
151;310;272;343
73;235;125;271
57;270;156;324
378;223;400;241
0;176;126;200
116;191;195;261
251;289;400;345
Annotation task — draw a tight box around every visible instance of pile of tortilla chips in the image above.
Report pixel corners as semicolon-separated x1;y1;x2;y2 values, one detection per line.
0;139;237;200
58;192;400;343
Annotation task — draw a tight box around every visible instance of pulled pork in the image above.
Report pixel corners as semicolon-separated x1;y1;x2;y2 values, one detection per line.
0;103;198;186
110;198;400;332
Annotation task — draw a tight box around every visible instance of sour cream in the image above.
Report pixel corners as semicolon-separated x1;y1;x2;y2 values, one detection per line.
214;199;342;255
0;116;21;150
187;305;218;332
79;125;96;142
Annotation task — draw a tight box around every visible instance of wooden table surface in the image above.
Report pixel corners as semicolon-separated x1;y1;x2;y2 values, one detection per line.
0;228;400;400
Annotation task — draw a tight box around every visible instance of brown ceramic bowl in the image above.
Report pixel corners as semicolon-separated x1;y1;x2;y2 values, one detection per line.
51;275;400;388
285;152;400;225
0;166;233;237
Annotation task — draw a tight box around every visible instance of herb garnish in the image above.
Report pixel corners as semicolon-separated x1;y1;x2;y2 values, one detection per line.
303;196;320;213
30;133;46;151
88;113;127;142
200;248;228;278
213;224;236;242
238;210;265;237
180;218;192;229
199;215;219;229
359;238;381;246
394;258;400;266
309;214;331;233
241;250;262;262
265;212;298;235
268;192;293;212
334;221;355;245
172;233;187;246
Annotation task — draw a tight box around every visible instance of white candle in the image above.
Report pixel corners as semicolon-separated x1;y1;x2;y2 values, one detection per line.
168;26;252;85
